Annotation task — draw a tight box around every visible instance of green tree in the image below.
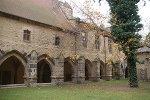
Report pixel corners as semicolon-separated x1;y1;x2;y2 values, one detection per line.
99;0;143;87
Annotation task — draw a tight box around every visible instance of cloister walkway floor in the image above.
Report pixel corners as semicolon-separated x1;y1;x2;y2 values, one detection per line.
0;79;106;88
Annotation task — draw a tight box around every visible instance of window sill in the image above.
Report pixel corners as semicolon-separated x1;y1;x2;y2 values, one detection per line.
23;40;31;43
53;45;60;48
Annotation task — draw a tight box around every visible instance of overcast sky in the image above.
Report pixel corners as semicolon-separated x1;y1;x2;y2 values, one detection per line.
60;0;150;37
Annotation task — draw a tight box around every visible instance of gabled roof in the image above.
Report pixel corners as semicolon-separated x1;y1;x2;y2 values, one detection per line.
138;47;150;53
0;0;74;31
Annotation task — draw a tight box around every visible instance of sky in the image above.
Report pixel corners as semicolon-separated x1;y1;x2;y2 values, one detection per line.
138;0;150;37
60;0;150;38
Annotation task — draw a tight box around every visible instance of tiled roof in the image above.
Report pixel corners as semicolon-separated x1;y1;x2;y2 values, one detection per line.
0;0;74;30
138;47;150;53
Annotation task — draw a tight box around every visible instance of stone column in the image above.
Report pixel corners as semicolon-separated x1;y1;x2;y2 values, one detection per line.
89;61;100;82
23;58;29;86
76;58;85;84
51;58;64;85
105;64;112;81
72;63;77;83
23;51;38;87
115;62;122;80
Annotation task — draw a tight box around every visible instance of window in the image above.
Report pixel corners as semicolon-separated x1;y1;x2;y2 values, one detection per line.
81;33;87;47
23;29;31;41
95;35;100;50
55;36;60;45
108;38;112;53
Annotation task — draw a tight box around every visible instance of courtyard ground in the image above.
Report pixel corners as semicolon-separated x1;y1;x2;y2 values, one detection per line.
0;79;150;100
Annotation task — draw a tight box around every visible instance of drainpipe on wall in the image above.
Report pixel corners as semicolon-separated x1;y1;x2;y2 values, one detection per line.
75;17;80;83
104;36;107;80
75;34;78;83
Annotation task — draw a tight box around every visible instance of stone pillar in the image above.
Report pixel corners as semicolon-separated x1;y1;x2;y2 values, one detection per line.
89;61;100;82
105;64;112;81
76;58;85;84
24;51;37;87
72;64;77;83
23;58;29;86
51;58;64;85
115;62;122;80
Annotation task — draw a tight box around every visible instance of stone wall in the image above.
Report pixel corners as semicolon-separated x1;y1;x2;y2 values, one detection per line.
0;16;75;58
0;14;126;86
137;53;150;81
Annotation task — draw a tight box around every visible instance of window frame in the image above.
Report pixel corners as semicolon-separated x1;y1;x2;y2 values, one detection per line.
108;38;112;53
54;36;60;46
23;29;31;42
81;33;87;47
95;35;100;50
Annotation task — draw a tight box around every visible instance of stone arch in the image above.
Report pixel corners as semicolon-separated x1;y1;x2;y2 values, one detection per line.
38;54;54;69
64;57;75;82
0;50;26;85
85;59;93;80
0;50;27;67
37;54;54;83
64;57;75;72
100;60;105;79
94;58;101;66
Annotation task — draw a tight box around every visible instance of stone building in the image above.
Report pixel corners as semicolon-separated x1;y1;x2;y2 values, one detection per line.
137;33;150;81
0;0;125;86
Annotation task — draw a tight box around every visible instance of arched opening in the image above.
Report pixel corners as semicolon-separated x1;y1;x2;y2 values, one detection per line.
64;61;73;82
85;64;89;80
100;61;104;79
100;66;103;79
125;67;128;78
0;56;24;85
37;59;51;83
112;62;116;79
85;59;92;81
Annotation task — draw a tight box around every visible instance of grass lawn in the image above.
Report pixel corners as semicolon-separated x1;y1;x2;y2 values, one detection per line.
0;79;150;100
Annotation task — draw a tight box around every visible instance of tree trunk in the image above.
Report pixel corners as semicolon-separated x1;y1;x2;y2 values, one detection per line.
127;53;138;87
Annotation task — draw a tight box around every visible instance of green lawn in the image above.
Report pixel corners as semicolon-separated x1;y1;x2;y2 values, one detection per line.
0;79;150;100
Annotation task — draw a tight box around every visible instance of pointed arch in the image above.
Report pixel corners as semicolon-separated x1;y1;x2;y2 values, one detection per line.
37;54;54;83
64;57;75;82
64;57;75;72
0;50;26;85
85;59;93;80
0;50;27;67
38;54;54;67
100;60;105;79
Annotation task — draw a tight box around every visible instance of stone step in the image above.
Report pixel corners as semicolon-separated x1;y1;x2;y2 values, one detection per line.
63;82;73;85
36;83;55;87
0;84;27;88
